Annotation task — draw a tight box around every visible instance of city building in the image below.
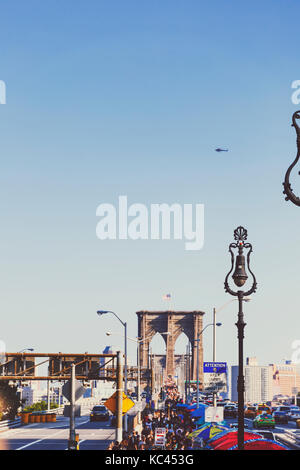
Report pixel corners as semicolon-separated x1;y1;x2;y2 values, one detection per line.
19;381;46;406
270;361;300;399
19;382;65;407
231;357;273;403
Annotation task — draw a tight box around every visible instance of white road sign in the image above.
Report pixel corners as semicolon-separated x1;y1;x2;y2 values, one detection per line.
205;406;224;423
154;427;166;447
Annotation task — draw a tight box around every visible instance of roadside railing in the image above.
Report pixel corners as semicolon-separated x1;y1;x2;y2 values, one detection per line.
0;417;22;431
277;429;300;449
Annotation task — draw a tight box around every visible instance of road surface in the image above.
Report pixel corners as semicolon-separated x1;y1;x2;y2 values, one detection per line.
226;416;299;449
0;415;115;450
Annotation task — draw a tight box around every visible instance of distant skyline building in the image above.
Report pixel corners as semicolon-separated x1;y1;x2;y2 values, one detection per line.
231;357;273;403
270;361;300;398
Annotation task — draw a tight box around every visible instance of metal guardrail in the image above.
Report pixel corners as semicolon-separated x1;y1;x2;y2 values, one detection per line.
0;417;21;431
48;407;64;415
277;429;300;449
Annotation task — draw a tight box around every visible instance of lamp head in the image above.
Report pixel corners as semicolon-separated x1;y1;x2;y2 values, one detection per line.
216;323;222;327
232;252;248;287
97;310;109;315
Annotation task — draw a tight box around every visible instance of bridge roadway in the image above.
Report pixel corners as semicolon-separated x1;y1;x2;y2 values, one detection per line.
0;413;115;450
1;412;298;450
226;416;299;449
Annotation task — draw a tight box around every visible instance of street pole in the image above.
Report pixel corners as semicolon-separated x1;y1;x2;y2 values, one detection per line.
137;341;141;423
224;226;257;451
186;344;190;403
96;310;128;431
189;341;191;402
47;379;50;411
124;322;128;432
116;351;123;442
185;346;187;402
213;307;217;407
196;331;199;408
68;363;76;450
151;354;155;407
236;291;245;451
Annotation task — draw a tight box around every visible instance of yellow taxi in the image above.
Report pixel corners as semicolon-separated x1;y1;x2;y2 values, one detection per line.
244;405;257;419
255;404;271;416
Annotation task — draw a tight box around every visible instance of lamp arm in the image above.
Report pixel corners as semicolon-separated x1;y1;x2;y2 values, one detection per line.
224;243;239;296
198;323;213;337
283;111;300;206
109;311;126;327
243;243;257;297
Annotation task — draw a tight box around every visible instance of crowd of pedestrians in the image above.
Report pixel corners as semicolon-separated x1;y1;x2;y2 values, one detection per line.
108;387;197;450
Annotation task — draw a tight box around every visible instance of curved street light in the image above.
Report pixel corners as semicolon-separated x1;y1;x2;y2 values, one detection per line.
97;309;128;431
224;226;257;451
283;110;300;206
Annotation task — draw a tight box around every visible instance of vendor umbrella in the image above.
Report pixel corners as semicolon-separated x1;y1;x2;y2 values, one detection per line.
190;405;207;418
186;404;197;411
208;430;263;449
217;438;289;451
188;423;228;441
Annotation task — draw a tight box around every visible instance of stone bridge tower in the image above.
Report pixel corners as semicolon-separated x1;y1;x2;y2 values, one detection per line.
136;310;205;383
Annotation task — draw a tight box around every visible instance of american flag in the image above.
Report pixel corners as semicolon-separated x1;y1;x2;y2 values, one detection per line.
162;294;171;300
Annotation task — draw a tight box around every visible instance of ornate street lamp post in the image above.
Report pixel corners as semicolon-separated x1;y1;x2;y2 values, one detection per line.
283;110;300;206
224;226;257;450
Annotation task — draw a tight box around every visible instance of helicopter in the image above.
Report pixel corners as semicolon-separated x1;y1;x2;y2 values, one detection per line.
215;148;229;152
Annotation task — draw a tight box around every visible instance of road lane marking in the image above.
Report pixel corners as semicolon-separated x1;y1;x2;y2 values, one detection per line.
16;439;43;450
8;417;111;451
15;428;68;450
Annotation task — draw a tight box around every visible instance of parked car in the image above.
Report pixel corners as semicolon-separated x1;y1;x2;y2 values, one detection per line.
289;412;300;422
272;407;289;424
276;405;291;413
217;400;229;407
245;405;257;419
287;406;300;421
287;406;300;416
90;405;110;422
253;413;275;429
224;405;237;418
230;422;249;429
255;404;272;416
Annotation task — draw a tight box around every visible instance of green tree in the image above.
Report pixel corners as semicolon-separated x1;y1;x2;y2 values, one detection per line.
23;400;59;412
0;381;21;420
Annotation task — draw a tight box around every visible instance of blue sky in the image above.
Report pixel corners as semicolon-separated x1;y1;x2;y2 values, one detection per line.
1;0;300;370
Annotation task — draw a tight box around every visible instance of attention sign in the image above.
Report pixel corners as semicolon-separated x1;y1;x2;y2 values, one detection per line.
203;362;227;373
